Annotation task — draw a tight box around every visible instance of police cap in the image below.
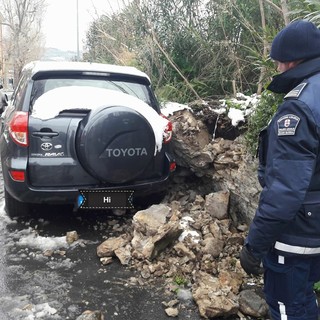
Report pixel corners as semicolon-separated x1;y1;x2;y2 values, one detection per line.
270;20;320;62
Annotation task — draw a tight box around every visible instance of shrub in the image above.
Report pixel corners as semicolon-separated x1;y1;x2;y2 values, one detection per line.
244;90;283;155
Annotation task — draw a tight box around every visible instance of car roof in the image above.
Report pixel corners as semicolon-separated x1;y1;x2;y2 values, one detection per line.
23;61;150;81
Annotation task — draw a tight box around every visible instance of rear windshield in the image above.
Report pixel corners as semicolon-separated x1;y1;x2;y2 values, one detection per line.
30;77;153;108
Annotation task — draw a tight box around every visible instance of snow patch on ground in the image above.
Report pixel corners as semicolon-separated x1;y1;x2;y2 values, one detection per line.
17;232;69;252
0;295;62;320
24;302;58;319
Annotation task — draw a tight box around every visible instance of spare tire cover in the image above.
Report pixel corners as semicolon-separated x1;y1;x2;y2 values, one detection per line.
76;105;155;183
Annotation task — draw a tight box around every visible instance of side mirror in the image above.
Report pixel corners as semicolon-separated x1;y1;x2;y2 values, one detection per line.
0;85;3;90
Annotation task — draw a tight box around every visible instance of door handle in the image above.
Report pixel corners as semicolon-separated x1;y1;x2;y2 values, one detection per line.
32;131;59;138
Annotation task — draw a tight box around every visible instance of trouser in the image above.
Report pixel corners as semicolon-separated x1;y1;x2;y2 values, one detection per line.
263;250;320;320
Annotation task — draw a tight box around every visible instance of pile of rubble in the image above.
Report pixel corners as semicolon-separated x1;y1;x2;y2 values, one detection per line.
92;107;270;319
95;193;268;319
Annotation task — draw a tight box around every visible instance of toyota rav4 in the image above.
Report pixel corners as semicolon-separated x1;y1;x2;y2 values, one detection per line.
0;61;175;218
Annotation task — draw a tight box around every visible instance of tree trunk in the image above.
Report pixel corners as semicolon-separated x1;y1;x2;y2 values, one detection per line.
257;0;268;94
280;0;290;25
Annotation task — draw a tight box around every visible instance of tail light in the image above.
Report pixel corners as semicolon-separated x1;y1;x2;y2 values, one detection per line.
9;170;25;182
9;111;29;146
169;161;176;172
160;114;173;143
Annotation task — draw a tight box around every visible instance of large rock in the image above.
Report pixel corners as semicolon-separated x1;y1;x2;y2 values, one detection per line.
133;204;171;236
192;272;239;319
114;244;132;265
205;190;230;220
201;235;224;257
239;289;269;318
169;109;213;176
131;204;183;260
97;235;129;258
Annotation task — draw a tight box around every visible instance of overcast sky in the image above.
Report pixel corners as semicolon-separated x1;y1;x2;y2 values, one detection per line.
43;0;126;51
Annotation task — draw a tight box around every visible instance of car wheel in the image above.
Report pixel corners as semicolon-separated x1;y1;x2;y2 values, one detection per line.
76;105;156;183
4;188;30;218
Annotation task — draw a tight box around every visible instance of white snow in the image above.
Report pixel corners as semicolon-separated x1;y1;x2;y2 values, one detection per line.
228;108;245;126
160;101;191;116
32;86;169;155
179;216;201;243
160;93;260;128
25;303;57;319
179;230;201;243
17;231;69;251
0;295;62;320
218;93;261;127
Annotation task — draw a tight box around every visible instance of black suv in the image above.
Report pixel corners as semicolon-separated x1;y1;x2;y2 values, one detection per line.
0;61;175;217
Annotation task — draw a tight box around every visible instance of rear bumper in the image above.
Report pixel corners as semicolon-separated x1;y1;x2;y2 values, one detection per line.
3;170;172;206
1;142;175;208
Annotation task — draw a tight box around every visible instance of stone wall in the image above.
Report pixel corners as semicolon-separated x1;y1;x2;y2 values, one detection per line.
168;109;261;224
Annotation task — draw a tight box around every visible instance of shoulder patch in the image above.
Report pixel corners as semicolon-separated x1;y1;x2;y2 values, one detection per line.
277;114;300;136
284;82;307;99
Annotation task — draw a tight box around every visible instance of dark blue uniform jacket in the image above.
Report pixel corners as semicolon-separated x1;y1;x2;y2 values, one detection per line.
247;57;320;258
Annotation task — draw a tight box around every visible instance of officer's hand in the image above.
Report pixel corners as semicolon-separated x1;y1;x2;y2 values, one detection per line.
239;245;264;276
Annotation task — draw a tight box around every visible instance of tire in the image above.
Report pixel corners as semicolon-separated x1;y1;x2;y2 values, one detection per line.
76;105;156;183
4;188;30;218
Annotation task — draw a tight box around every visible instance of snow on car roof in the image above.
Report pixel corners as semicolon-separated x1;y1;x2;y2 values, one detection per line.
24;61;150;81
32;86;168;155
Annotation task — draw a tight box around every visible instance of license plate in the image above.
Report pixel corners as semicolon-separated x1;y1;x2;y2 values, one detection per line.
77;190;134;210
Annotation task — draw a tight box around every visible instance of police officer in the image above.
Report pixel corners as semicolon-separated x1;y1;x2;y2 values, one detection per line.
240;20;320;320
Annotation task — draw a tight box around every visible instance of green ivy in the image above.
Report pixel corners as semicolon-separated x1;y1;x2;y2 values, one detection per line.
314;281;320;293
244;90;283;155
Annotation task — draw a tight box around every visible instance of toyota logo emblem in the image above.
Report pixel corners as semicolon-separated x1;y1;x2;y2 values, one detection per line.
41;142;53;151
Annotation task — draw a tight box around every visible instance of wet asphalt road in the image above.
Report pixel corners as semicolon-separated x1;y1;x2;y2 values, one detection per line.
0;196;202;320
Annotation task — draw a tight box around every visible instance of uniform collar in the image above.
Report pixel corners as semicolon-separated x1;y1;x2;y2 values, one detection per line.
267;57;320;94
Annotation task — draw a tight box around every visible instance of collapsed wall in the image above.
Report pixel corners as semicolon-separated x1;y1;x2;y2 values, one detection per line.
167;106;261;224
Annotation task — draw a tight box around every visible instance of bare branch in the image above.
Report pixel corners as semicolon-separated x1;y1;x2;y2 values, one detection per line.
0;0;46;86
149;23;203;101
263;0;282;14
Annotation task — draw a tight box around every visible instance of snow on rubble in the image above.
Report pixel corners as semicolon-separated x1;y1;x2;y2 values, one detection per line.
161;92;261;127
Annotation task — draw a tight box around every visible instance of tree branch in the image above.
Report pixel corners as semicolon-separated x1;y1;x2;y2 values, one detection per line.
149;25;203;101
263;0;282;13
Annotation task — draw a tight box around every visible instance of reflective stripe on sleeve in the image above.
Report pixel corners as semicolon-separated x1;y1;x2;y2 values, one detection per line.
275;241;320;254
278;302;288;320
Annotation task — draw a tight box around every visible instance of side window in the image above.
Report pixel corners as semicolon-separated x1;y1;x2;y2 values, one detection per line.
30;79;46;107
11;74;29;110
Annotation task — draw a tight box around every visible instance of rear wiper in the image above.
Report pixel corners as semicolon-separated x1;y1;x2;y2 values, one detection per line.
109;81;129;94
